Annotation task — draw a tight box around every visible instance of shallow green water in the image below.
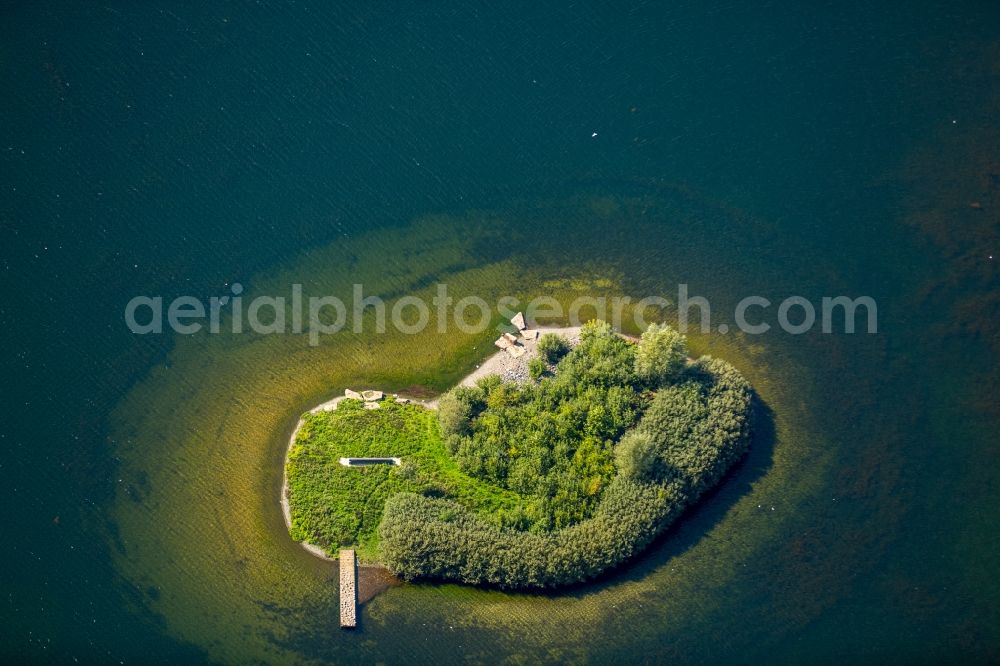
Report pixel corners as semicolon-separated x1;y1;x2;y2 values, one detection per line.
2;3;998;664
106;195;823;663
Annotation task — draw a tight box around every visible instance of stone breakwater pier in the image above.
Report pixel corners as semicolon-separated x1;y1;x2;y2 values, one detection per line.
339;549;357;628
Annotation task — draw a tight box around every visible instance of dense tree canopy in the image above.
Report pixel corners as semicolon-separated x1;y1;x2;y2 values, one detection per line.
377;321;754;588
444;322;643;531
287;320;752;586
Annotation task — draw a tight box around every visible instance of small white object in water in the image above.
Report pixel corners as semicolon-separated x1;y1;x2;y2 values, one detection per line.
591;132;598;138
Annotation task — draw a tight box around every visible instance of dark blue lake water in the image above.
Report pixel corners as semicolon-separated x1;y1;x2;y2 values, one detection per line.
1;2;997;663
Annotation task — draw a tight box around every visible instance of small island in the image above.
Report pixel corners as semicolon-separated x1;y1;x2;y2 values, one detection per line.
284;319;753;589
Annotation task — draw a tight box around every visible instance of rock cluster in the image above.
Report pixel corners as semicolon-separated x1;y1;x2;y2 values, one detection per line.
344;388;385;408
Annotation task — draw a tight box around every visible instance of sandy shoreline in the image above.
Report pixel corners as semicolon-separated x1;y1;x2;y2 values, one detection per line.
280;325;582;562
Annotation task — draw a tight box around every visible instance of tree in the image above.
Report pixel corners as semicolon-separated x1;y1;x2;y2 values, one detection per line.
438;389;473;437
614;429;660;481
634;323;688;386
537;333;570;364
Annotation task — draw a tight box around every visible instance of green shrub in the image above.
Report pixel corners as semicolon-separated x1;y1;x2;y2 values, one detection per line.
536;332;570;364
437;390;473;437
614;430;660;481
528;357;546;381
634;323;688;385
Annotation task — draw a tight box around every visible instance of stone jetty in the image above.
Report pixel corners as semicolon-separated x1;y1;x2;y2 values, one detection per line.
339;549;357;628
